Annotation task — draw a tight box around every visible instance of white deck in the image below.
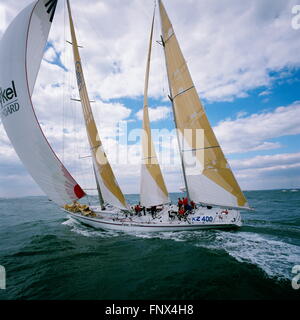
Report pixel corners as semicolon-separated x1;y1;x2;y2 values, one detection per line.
63;205;242;232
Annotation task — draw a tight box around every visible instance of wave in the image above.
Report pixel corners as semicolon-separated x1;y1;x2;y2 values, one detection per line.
134;230;299;281
62;216;120;238
201;231;299;280
62;217;299;281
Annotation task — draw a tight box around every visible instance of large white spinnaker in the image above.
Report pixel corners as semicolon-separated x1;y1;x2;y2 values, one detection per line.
0;0;85;206
159;0;249;209
140;9;169;208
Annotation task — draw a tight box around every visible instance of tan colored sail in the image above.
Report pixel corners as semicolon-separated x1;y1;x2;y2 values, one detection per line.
140;9;169;207
67;0;127;209
158;0;249;209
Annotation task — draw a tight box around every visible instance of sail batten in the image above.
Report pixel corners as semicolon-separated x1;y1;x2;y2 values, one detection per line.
66;0;128;210
158;0;249;209
0;0;85;206
140;7;169;207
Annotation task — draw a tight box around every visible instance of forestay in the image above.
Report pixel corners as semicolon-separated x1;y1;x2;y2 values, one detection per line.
0;0;85;206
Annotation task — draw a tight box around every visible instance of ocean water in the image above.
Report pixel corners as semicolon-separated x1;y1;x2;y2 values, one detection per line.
0;190;299;300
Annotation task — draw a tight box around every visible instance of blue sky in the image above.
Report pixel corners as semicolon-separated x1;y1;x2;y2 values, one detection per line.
0;0;300;198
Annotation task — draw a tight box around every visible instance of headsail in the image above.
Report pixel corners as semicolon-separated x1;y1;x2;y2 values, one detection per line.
158;0;249;209
0;0;85;206
66;0;128;210
140;8;169;207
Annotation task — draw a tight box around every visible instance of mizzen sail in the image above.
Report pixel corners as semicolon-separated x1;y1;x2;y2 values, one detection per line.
66;0;128;210
0;0;85;206
158;0;249;209
140;9;169;207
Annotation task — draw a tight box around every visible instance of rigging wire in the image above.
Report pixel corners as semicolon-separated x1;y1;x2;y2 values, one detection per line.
63;2;91;205
62;0;66;164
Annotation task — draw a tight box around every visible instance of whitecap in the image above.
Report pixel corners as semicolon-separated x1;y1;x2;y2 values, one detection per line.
131;228;299;280
62;216;299;280
62;216;120;238
196;231;300;280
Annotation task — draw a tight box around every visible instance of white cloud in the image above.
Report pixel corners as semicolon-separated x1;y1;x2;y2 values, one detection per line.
1;0;300;197
230;152;300;170
214;101;300;154
236;111;248;119
259;90;272;97
1;0;300;102
43;46;57;63
230;152;300;190
136;106;171;122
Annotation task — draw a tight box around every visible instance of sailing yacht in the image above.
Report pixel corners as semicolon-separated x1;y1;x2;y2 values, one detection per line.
0;0;252;232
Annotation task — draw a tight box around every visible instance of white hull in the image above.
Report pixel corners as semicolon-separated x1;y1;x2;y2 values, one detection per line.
63;205;242;233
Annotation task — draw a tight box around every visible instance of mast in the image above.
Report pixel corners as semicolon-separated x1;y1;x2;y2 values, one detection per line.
93;164;105;210
158;0;190;201
168;85;190;201
140;3;170;207
66;0;128;210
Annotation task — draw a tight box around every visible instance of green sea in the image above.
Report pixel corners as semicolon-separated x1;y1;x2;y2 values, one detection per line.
0;190;299;300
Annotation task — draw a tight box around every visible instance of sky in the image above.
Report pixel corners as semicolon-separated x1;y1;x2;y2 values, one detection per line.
0;0;300;198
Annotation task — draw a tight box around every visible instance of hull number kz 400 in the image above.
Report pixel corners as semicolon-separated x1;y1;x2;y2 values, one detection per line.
192;216;213;222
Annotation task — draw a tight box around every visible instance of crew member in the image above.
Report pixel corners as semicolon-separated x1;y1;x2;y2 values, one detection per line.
134;204;141;215
177;198;183;209
183;197;188;210
178;206;185;220
150;206;157;219
190;200;196;210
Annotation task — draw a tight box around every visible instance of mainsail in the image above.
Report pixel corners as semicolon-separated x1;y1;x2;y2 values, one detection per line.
140;9;169;207
66;0;128;210
0;0;85;206
158;0;249;209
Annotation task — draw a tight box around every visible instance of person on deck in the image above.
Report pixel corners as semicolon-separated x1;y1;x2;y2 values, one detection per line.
178;206;185;220
185;203;192;212
135;204;142;216
177;198;183;209
142;205;146;215
150;206;157;219
183;197;188;210
190;200;196;210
